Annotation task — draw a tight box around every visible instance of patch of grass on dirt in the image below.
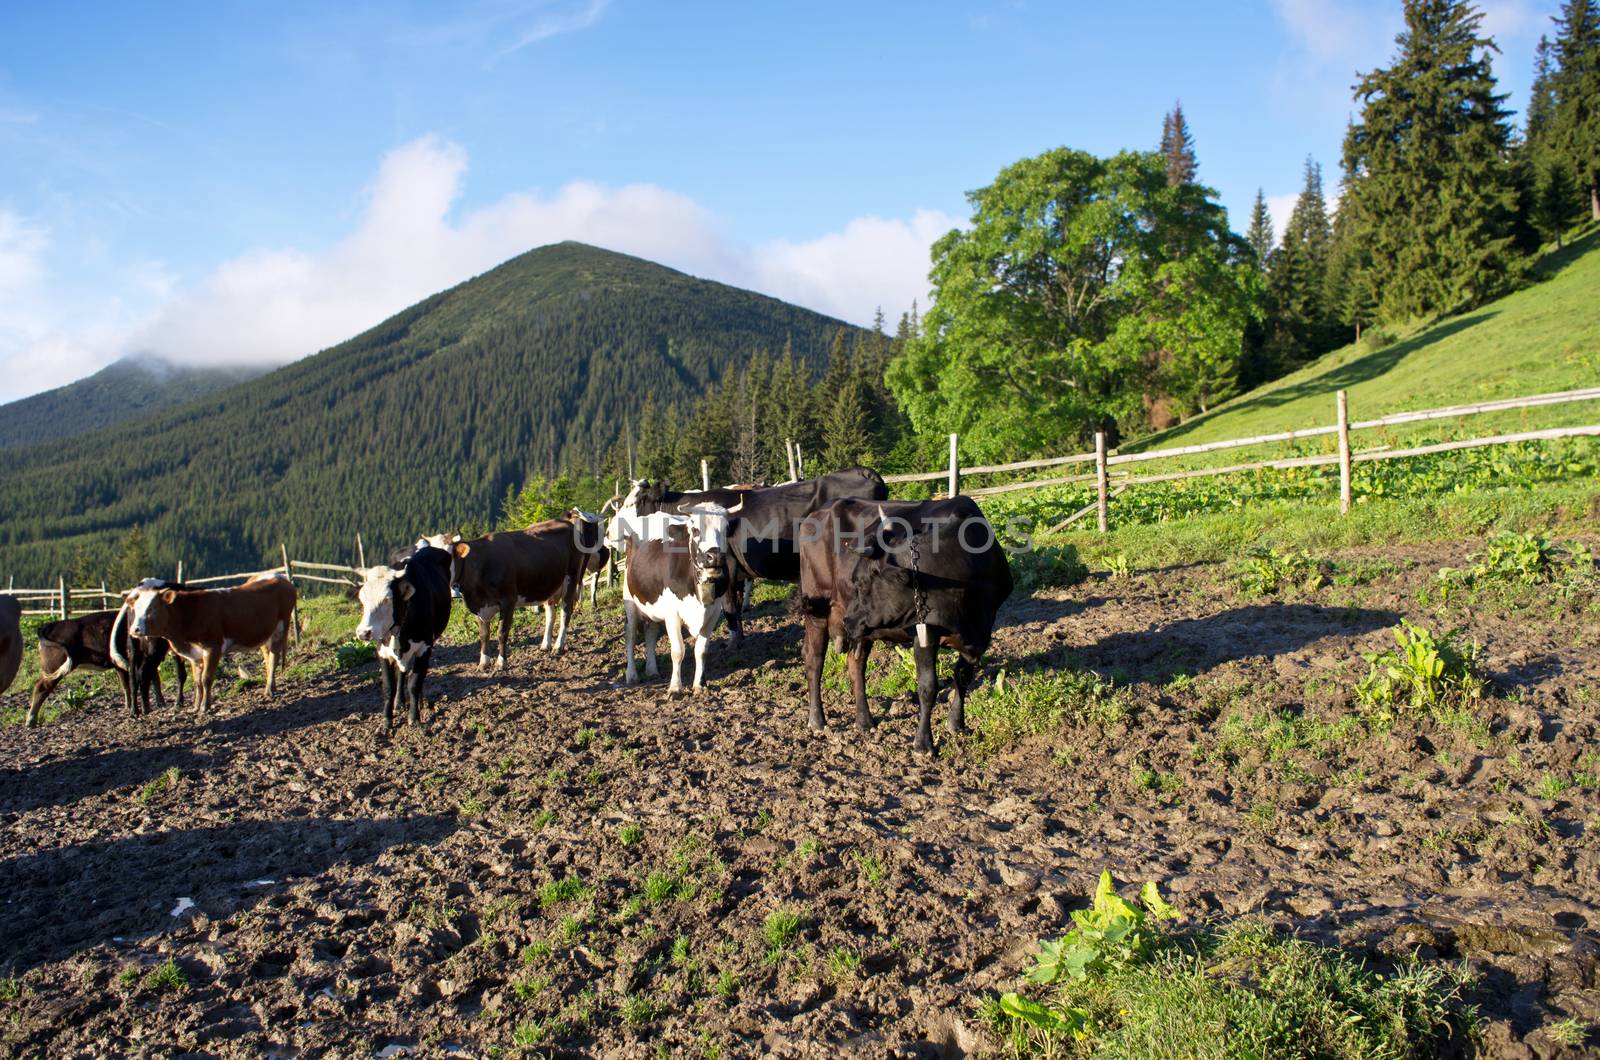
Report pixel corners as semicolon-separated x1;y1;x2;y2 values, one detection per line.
538;873;592;910
761;907;806;963
1235;547;1328;596
134;766;182;804
1011;542;1089;592
618;823;644;846
852;849;886;888
143;960;188;993
963;669;1128;755
1355;619;1486;721
986;874;1474;1058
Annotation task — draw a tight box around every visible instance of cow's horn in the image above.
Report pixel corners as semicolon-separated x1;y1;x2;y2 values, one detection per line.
726;500;743;514
877;504;887;522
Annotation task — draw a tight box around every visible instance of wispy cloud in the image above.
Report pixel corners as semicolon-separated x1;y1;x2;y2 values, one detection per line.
396;0;610;62
496;0;609;57
0;137;951;399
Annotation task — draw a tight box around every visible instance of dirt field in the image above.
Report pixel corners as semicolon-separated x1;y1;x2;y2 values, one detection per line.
1;537;1597;1058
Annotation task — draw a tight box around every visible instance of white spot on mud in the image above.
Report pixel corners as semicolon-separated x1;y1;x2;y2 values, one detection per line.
170;897;195;917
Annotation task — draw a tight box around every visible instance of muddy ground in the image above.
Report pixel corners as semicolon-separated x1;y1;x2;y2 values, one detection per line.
1;536;1597;1058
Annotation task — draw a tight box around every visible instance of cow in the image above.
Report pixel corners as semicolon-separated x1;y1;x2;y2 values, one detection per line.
803;496;1013;754
128;572;297;717
450;510;604;670
605;504;733;693
111;579;191;718
355;546;454;730
0;595;21;696
618;468;886;645
25;606;185;727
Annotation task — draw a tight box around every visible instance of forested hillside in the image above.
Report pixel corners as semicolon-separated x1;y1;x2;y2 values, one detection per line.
0;355;268;450
0;242;858;583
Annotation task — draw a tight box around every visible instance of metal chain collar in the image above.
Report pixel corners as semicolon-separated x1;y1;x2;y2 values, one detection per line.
908;528;928;627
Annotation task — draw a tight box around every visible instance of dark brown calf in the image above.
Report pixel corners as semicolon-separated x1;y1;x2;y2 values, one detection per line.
129;573;297;716
0;595;20;697
25;607;183;727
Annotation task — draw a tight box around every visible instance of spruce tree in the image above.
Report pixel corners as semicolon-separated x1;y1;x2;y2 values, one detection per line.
1528;35;1559;151
1159;102;1198;186
1265;158;1339;366
1551;0;1600;220
1340;0;1521;320
821;375;873;471
1246;188;1276;265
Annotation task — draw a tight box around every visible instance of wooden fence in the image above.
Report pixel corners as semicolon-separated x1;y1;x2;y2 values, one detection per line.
881;385;1600;532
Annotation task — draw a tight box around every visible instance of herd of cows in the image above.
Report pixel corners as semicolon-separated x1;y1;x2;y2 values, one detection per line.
3;468;1015;752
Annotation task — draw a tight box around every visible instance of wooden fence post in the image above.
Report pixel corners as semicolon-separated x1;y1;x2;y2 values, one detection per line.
356;533;366;569
947;433;960;498
176;559;184;584
1095;432;1109;533
785;438;798;482
59;574;68;618
701;459;710;491
796;445;805;479
281;543;299;648
1337;389;1352;516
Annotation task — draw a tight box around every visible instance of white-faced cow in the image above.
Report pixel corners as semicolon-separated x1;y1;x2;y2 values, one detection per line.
26;604;187;727
0;594;21;697
450;511;604;670
617;468;886;645
803;496;1013;753
606;504;733;693
129;572;297;717
355;546;454;730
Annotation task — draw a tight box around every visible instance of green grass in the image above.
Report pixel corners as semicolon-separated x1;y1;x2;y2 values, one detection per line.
761;908;806;962
964;669;1130;754
1136;228;1600;454
143;960;188;993
135;766;183;804
989;917;1475;1058
537;873;592;910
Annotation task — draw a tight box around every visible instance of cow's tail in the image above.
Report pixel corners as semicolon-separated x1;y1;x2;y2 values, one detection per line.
37;640;73;682
108;604;131;672
796;594;832;619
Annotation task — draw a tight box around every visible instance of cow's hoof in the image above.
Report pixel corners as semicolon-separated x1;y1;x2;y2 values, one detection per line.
494;658;506;671
855;718;875;732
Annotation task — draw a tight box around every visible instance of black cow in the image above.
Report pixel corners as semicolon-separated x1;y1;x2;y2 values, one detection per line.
621;468;887;644
27;606;186;728
355;546;454;730
451;512;605;669
0;594;20;696
805;496;1012;753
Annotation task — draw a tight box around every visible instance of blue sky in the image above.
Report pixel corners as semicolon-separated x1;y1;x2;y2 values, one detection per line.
0;0;1558;401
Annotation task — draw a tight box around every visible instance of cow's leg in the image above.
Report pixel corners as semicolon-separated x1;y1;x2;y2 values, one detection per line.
379;658;398;731
261;644;276;698
476;609;494;670
172;655;187;711
849;638;875;731
803;615;828;730
911;642;939;755
623;601;640;686
665;616;687;694
691;628;711;692
554;576;577;654
199;650;221;717
496;604;513;670
26;660;71;728
723;574;745;649
407;652;431;728
118;663;135;717
541;603;554;651
950;655;976;735
644;621;662;678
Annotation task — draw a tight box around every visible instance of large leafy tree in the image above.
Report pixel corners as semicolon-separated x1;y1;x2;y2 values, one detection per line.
886;148;1257;457
1340;0;1521;321
1550;0;1600;220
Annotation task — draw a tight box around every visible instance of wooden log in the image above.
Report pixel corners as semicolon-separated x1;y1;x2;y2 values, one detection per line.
964;469;1113;498
356;533;366;569
1350;386;1600;431
282;543;298;649
291;560;364;574
1047;487;1128;534
947;433;960;498
701;459;710;491
292;573;360;587
59;574;67;619
785;438;798;482
1094;433;1109;533
1337;389;1352;516
882;469;952;484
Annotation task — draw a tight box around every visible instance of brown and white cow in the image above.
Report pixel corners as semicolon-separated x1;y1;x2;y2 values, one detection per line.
128;572;297;716
451;510;605;670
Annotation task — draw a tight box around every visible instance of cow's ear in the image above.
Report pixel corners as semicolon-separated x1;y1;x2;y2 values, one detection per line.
453;542;471;558
159;589;178;605
396;579;416;599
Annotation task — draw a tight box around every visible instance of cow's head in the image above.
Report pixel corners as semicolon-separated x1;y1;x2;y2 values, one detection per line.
128;586;181;638
355;566;412;643
565;509;608;568
683;504;732;604
416;532;463;597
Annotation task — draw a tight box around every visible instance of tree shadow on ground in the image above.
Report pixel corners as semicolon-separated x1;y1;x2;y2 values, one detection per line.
0;813;458;972
1135;312;1493;448
1076;603;1401;684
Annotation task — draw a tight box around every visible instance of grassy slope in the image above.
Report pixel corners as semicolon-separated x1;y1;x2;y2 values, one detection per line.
1132;228;1600;453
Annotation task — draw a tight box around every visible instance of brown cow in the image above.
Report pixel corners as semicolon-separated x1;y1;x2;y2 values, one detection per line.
0;594;21;697
128;572;297;716
451;511;604;670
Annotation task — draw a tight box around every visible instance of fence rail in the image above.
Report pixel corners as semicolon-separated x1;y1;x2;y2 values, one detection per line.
881;384;1600;532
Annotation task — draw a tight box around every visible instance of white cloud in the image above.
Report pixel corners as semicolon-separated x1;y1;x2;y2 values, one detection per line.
0;137;951;399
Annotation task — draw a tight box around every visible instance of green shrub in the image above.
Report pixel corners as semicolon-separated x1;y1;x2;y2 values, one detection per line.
1237;547;1327;595
965;670;1128;753
1355;620;1484;717
335;640;377;669
1013;543;1090;592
